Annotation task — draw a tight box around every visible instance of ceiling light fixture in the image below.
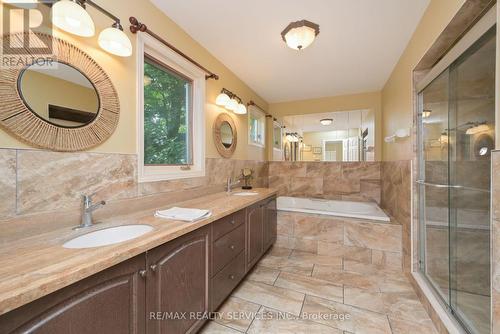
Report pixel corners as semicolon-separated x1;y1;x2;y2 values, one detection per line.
281;20;320;50
320;118;333;126
51;0;132;57
216;88;247;114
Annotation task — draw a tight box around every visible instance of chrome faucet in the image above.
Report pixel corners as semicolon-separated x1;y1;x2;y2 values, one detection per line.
226;177;241;194
75;194;106;229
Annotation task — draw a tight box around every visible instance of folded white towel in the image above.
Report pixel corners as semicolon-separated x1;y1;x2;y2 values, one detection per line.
154;207;212;222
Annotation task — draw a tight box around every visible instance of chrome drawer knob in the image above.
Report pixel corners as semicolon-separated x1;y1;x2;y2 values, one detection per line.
150;264;157;272
139;270;147;278
229;245;235;250
230;220;235;225
229;274;235;280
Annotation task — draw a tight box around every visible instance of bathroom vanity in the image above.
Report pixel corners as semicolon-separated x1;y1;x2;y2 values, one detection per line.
0;190;277;334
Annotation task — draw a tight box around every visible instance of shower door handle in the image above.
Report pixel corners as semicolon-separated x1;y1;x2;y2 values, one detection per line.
415;180;462;189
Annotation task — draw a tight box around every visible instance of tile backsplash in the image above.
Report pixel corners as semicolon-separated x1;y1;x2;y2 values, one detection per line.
0;148;268;220
268;161;381;203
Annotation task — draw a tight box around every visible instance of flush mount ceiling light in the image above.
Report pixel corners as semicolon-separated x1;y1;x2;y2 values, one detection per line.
320;118;333;126
422;109;432;118
52;0;95;37
281;20;320;50
51;0;132;57
216;88;247;114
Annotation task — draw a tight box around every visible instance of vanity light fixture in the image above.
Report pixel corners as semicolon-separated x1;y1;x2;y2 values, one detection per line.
285;132;300;142
51;0;132;57
215;88;247;114
422;109;432;118
320;118;333;126
465;123;489;135
52;0;95;37
98;22;132;57
281;20;320;50
235;103;247;115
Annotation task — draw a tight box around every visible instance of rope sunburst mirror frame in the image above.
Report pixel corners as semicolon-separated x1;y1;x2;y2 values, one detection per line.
0;32;119;151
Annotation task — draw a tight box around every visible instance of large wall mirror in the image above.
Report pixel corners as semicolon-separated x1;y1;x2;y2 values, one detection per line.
213;113;237;158
19;62;100;128
0;33;119;151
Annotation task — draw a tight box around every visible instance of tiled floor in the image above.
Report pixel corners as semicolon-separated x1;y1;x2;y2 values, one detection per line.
200;247;438;334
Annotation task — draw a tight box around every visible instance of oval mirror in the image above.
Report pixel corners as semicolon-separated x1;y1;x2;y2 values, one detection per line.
220;121;233;148
213;113;237;158
18;62;99;128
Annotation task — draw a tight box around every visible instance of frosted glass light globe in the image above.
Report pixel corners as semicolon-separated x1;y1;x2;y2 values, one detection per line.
98;26;132;57
52;0;95;37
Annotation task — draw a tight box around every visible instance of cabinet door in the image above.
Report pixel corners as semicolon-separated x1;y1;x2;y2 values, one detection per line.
263;197;277;250
146;226;210;334
0;255;146;334
246;202;264;269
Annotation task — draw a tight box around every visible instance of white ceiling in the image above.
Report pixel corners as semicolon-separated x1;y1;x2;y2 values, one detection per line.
151;0;430;103
284;110;367;133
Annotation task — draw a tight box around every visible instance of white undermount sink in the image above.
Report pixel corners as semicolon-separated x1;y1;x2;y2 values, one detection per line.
232;191;259;196
63;224;154;249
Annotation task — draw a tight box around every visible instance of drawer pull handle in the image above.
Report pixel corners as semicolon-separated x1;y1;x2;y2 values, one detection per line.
229;274;235;280
139;270;147;278
230;219;235;225
229;245;235;250
150;264;157;272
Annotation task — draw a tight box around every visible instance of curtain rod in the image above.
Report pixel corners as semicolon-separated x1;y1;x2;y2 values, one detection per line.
247;100;270;115
129;17;219;80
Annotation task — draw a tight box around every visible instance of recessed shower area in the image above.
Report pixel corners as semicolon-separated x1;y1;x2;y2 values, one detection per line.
417;12;495;334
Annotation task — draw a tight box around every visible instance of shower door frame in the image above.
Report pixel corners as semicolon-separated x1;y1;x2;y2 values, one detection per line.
414;5;496;334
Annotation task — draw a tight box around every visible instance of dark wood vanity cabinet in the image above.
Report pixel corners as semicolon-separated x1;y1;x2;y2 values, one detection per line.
146;226;210;334
0;254;147;334
246;202;264;268
0;195;277;334
263;198;278;250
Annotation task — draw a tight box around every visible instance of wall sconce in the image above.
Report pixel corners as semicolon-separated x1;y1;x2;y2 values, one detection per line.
215;88;247;114
51;0;132;57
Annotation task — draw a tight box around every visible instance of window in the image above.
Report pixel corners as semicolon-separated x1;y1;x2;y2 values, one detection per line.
138;34;205;182
143;56;192;165
248;107;265;147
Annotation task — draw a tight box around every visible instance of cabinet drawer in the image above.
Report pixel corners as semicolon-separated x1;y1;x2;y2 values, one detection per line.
212;209;245;240
213;224;245;275
211;251;245;310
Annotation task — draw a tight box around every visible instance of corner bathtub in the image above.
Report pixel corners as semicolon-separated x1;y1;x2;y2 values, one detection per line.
277;196;390;222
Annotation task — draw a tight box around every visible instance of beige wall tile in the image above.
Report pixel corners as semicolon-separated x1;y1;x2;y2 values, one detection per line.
17;150;137;214
344;221;402;253
0;149;16;219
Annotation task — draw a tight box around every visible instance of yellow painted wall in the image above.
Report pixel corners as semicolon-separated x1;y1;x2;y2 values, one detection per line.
381;0;465;161
0;0;268;160
269;91;382;161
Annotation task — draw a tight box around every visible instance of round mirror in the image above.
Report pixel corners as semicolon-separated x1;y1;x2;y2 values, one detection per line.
220;121;233;148
18;62;99;128
213;113;237;158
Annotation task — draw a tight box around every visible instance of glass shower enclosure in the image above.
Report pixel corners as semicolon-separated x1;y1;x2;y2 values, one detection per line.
417;21;495;334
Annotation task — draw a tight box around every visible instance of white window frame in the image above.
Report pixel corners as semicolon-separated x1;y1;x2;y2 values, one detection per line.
248;106;265;148
137;33;205;182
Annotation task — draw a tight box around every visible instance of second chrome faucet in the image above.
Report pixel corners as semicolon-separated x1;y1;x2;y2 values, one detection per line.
74;194;106;230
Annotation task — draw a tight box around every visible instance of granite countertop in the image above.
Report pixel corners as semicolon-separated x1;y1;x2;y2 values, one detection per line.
0;188;277;316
